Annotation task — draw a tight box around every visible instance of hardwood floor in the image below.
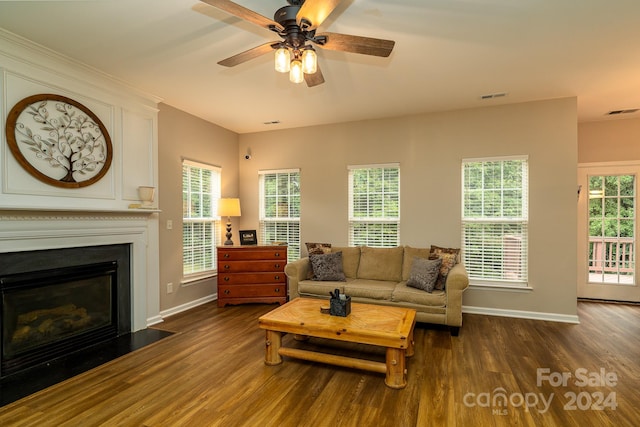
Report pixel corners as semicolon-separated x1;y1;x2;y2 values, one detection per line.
0;301;638;426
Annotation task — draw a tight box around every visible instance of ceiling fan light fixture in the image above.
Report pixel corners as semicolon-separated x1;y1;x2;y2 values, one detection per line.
205;0;396;87
301;47;317;74
289;59;304;83
274;47;291;73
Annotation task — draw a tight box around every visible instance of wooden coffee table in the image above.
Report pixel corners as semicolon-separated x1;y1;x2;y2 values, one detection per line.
258;297;416;389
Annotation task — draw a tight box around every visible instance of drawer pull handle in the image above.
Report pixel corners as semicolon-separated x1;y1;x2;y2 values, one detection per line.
274;275;280;280
224;253;230;258
224;277;230;281
224;264;230;269
275;253;281;257
224;289;230;295
275;288;280;293
274;264;281;268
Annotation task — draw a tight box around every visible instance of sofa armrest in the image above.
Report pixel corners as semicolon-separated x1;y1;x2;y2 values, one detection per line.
284;257;310;299
445;263;469;327
446;263;469;292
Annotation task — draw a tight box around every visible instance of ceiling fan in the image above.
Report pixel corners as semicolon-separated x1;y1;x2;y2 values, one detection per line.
201;0;395;87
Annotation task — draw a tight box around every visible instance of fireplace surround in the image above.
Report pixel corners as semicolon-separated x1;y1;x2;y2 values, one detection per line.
0;211;161;342
0;211;162;403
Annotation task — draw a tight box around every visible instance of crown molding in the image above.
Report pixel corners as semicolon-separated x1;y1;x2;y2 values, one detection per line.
0;28;163;108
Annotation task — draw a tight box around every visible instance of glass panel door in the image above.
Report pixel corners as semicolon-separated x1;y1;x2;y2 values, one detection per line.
578;163;640;302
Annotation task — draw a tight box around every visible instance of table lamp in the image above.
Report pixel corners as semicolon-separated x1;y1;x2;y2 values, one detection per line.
217;198;241;245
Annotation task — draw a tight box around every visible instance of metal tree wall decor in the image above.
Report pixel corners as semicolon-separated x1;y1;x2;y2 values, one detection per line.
5;94;113;188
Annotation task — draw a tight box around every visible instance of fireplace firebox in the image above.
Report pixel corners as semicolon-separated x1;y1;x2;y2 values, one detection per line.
0;244;131;378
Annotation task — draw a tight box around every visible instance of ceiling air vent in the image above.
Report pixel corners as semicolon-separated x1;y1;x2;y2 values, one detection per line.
480;92;508;100
263;120;281;125
607;109;639;116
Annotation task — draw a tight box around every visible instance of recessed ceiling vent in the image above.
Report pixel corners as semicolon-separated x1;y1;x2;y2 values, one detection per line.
480;92;508;100
607;109;639;116
263;120;281;125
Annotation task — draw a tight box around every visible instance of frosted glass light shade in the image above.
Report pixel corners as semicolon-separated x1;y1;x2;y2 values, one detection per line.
289;60;304;83
301;49;317;74
274;48;290;73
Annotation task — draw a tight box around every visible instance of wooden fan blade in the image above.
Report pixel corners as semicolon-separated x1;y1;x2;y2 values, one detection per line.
316;32;395;57
304;66;325;87
297;0;343;30
200;0;283;32
218;42;278;67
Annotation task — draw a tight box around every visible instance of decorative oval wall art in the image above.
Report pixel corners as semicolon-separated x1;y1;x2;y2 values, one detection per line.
5;94;113;188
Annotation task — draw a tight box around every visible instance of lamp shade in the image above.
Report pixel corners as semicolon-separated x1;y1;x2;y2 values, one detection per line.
301;48;317;74
217;198;241;217
275;47;290;73
289;60;304;84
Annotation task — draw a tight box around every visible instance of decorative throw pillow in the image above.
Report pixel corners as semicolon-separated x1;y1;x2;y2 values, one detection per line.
407;257;442;292
306;242;332;255
310;251;346;281
305;242;332;279
430;245;460;290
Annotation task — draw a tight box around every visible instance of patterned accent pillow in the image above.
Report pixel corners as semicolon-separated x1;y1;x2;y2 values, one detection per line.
407;257;442;293
306;242;332;255
305;242;332;279
430;245;461;290
310;251;346;281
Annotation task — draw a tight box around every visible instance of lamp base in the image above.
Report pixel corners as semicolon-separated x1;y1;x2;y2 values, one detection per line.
223;221;234;245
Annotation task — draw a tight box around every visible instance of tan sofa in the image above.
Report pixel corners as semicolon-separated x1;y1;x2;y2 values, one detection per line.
284;246;469;335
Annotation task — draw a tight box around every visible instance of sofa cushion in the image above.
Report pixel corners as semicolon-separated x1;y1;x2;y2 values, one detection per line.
298;280;348;297
344;279;396;300
331;246;361;278
309;251;346;281
430;245;461;290
402;246;432;281
356;246;404;282
406;257;442;292
392;282;446;307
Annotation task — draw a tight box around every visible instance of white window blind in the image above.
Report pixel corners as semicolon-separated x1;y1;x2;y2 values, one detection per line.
462;156;528;285
259;169;301;261
183;159;221;277
348;164;400;247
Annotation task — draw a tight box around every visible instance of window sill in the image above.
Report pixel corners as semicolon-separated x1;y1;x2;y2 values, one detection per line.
469;282;533;292
181;272;217;286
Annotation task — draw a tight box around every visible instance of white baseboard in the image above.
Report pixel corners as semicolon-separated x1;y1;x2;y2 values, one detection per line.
463;305;580;324
155;298;579;326
146;315;164;327
157;294;217;321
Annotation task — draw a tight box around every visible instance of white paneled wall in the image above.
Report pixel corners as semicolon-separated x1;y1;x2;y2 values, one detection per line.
0;29;159;211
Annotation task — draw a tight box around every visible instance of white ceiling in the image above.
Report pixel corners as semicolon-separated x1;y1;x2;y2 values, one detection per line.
1;0;639;134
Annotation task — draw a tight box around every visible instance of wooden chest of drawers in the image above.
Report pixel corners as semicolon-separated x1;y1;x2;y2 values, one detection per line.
217;246;287;307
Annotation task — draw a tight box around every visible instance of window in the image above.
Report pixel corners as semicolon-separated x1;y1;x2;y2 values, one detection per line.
259;169;300;261
182;159;221;277
462;156;528;285
348;164;400;247
588;174;635;284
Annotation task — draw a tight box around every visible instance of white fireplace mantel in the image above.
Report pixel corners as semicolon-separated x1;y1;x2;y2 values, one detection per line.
0;210;161;331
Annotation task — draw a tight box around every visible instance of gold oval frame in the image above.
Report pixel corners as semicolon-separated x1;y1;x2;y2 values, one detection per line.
5;94;113;188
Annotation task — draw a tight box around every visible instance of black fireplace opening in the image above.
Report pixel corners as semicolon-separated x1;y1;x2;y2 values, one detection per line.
0;244;132;380
1;261;118;377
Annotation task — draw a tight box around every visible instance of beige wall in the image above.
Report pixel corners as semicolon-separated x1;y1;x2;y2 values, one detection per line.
158;103;239;311
238;98;578;317
578;117;640;163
